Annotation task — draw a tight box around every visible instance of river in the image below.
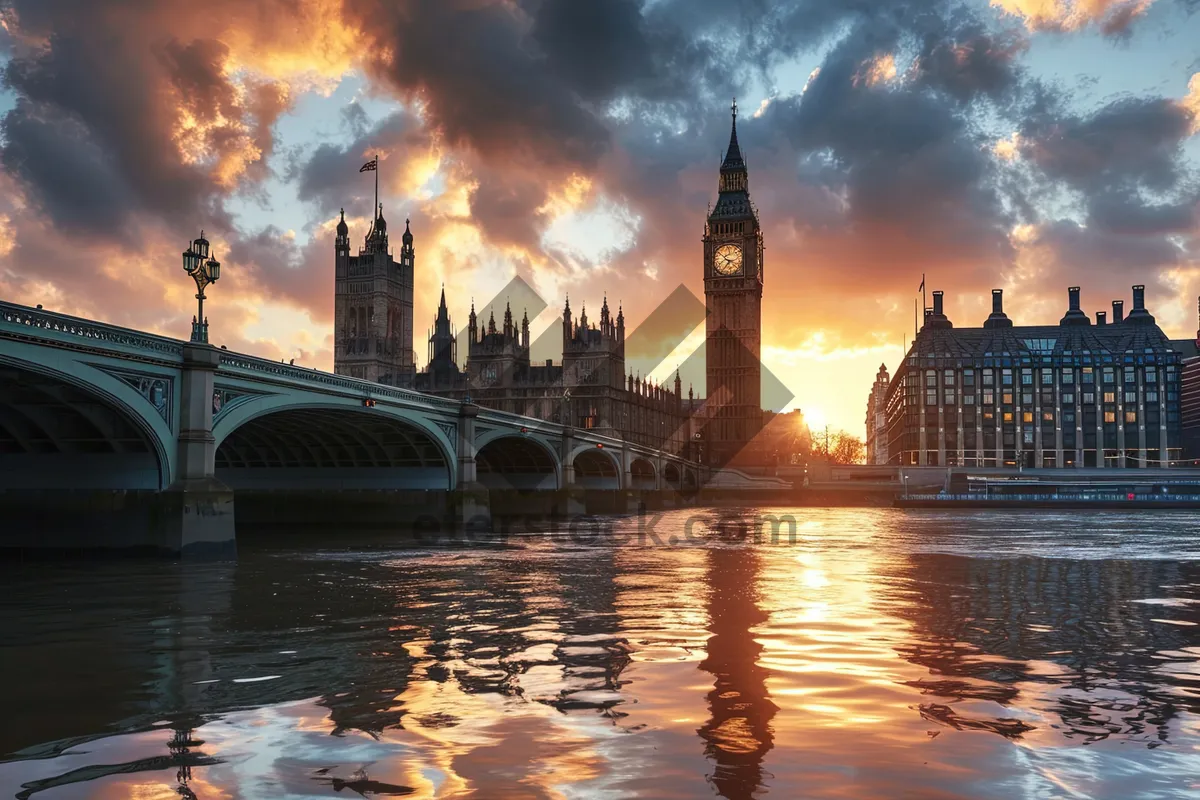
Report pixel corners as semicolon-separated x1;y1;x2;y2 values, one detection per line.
2;508;1199;799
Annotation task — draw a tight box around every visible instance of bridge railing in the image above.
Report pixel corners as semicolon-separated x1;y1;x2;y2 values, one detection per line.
0;301;185;357
216;351;465;410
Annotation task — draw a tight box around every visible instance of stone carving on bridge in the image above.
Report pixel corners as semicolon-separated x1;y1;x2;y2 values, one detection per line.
434;421;457;442
1;302;185;356
212;386;266;422
96;366;173;424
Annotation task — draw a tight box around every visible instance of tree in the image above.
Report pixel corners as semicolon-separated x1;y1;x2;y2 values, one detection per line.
814;429;865;465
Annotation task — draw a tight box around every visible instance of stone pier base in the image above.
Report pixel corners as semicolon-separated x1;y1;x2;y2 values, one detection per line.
448;483;492;532
156;479;237;559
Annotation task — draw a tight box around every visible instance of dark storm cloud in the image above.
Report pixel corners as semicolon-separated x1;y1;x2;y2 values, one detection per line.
913;25;1028;103
1019;96;1194;193
1087;191;1199;236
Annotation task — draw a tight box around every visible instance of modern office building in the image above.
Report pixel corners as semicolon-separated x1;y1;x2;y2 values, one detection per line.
1174;298;1200;462
882;285;1184;468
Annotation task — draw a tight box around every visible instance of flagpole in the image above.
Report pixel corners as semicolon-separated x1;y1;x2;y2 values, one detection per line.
921;272;926;327
374;152;379;223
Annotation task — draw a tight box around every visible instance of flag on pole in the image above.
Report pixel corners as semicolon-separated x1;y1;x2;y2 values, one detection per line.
917;274;925;292
359;159;378;172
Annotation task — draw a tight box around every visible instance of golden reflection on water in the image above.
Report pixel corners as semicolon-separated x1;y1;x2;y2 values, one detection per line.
3;508;1200;798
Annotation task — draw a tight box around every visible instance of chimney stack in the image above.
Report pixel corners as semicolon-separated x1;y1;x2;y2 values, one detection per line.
1096;311;1107;326
932;291;944;316
1125;284;1155;325
1060;286;1090;326
1112;300;1124;324
925;290;953;330
984;288;1013;328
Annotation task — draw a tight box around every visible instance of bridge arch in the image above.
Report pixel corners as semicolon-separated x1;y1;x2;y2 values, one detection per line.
629;457;657;490
214;403;453;490
569;444;622;490
0;355;172;490
475;434;561;490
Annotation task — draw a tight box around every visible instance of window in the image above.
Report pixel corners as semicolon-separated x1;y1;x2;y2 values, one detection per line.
1104;411;1116;423
1003;412;1014;423
964;370;976;387
1103;392;1115;403
1125;410;1137;423
1124;391;1137;404
1002;392;1013;405
1124;367;1136;384
984;411;995;421
1064;411;1075;425
1063;392;1075;404
1043;411;1054;422
1083;392;1095;404
1147;391;1159;402
926;389;937;405
1082;368;1094;384
926;371;937;387
1022;392;1033;405
983;370;994;386
944;389;955;404
984;390;995;404
944;370;956;386
1103;367;1115;383
1145;368;1157;383
1002;369;1013;386
1062;371;1074;385
964;394;976;405
1023;411;1034;423
1021;370;1033;386
1041;371;1054;385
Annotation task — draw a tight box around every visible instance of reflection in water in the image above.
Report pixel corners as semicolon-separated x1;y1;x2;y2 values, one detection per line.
697;521;777;799
2;510;1200;798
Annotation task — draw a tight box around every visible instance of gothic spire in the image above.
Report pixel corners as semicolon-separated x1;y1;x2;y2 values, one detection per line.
721;97;746;173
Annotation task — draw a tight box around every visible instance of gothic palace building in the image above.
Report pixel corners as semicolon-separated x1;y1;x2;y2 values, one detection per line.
881;285;1186;468
333;106;767;463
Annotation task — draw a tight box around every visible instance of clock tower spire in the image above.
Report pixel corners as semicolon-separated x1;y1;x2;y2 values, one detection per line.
703;99;764;467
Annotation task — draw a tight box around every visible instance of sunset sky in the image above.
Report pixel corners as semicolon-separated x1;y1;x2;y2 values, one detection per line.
0;0;1198;434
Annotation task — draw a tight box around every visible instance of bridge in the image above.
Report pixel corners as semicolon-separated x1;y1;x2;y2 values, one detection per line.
0;301;704;556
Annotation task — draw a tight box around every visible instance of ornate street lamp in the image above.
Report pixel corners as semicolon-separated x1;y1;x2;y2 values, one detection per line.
182;231;221;343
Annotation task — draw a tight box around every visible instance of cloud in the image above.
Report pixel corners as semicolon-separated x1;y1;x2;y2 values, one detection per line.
990;0;1158;35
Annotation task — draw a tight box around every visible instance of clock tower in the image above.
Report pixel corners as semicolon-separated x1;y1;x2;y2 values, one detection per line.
703;101;763;466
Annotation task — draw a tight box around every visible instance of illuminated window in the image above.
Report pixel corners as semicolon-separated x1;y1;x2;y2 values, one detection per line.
1003;412;1014;423
1104;411;1116;423
1103;392;1115;403
1023;411;1034;423
1043;411;1054;422
984;411;995;421
1002;393;1013;404
1125;411;1137;423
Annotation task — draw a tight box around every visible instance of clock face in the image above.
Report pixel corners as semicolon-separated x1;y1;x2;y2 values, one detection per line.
713;244;743;276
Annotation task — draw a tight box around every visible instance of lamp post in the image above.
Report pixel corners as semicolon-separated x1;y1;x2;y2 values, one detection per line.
182;231;221;343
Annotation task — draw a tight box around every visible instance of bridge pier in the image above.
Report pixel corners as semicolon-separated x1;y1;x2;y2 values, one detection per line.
448;402;490;530
159;345;235;558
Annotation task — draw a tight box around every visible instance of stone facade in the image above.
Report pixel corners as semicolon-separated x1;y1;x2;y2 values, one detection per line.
703;102;764;466
333;208;415;386
884;286;1185;468
414;294;693;453
865;364;890;465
